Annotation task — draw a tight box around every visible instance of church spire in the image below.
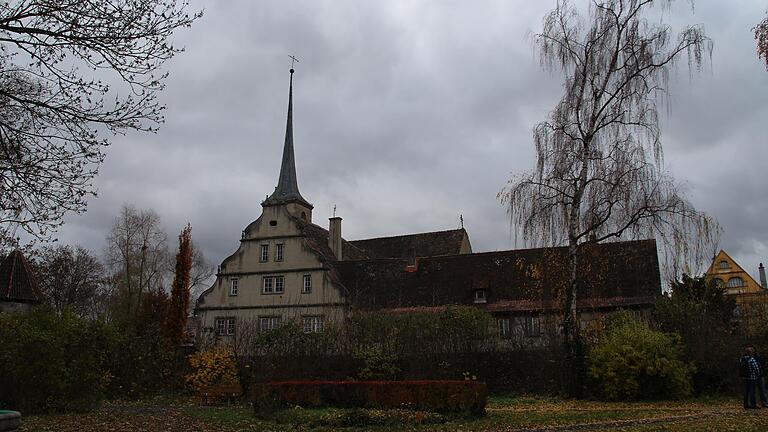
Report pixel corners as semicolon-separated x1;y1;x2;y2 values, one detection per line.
263;67;313;210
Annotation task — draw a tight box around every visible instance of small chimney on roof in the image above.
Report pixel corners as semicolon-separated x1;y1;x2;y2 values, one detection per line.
759;263;767;289
328;216;342;260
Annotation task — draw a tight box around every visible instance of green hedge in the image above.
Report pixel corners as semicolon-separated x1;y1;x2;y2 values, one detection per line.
252;380;487;416
0;309;114;413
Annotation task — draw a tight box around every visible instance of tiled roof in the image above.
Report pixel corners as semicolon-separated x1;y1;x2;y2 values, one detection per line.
335;240;661;312
0;250;43;303
287;214;369;284
349;228;469;259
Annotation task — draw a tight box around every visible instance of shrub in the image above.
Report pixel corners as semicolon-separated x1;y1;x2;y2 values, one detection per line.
587;313;693;400
348;307;497;355
353;346;400;380
251;380;487;415
249;321;341;356
186;346;239;391
0;308;114;413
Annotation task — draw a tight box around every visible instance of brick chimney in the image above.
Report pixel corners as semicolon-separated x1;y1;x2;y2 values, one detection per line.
760;263;767;289
328;217;342;260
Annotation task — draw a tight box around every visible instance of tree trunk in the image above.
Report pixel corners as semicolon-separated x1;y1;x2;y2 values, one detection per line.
562;141;591;397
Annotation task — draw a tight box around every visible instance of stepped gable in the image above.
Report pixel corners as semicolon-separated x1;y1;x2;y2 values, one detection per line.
349;228;468;259
336;239;660;311
0;250;43;303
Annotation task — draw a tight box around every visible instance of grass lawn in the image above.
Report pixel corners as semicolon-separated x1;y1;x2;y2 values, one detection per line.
20;395;768;431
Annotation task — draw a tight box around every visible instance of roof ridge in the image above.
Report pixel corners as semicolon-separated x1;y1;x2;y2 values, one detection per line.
350;228;465;243
410;238;657;260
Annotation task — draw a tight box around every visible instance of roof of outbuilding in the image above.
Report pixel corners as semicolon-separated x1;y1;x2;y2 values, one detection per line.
0;250;43;304
335;239;661;312
349;228;469;259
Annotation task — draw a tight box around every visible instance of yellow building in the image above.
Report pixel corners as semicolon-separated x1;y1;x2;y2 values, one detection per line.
704;250;765;295
705;250;768;329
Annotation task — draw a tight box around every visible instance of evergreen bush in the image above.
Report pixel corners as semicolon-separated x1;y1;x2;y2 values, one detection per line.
587;313;693;400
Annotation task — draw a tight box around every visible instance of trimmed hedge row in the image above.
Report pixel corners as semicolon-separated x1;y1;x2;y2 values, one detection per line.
251;380;487;415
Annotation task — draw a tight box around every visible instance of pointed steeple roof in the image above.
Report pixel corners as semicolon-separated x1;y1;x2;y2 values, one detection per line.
0;250;43;303
263;68;313;209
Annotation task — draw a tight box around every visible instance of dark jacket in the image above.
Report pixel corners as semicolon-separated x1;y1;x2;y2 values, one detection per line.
741;354;752;378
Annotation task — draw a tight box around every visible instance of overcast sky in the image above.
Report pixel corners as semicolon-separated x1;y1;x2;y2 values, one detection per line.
52;1;768;284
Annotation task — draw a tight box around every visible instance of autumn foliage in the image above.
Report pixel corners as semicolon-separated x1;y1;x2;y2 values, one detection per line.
166;224;193;344
185;346;239;392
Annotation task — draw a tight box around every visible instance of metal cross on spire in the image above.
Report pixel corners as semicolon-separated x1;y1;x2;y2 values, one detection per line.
288;54;300;70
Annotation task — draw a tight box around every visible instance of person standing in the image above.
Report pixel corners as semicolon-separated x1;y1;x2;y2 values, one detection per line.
750;345;768;408
741;345;761;409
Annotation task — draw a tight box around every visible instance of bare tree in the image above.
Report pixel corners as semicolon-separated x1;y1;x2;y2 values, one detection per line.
499;0;718;386
32;244;106;318
0;1;200;245
105;204;168;322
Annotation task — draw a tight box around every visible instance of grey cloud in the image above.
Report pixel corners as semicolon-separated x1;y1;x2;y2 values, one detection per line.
49;0;768;284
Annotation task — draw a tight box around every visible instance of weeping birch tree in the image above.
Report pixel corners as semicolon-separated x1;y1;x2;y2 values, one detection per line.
499;0;719;372
756;12;768;70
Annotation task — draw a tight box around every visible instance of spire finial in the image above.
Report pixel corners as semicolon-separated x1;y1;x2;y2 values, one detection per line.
460;214;464;229
288;54;299;73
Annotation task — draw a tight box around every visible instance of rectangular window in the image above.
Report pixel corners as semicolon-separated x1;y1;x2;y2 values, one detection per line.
302;274;312;293
215;317;236;336
275;244;284;262
263;276;274;293
229;278;238;296
474;289;486;303
260;316;282;331
275;275;284;293
498;318;510;337
524;316;541;337
302;316;324;333
260;244;269;262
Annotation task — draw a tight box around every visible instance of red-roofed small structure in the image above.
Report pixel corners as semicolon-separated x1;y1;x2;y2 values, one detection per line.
0;250;43;313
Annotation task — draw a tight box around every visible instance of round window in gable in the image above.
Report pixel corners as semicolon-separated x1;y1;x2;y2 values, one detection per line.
269;220;277;227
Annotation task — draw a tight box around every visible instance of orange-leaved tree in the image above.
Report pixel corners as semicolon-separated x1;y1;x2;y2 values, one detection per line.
166;224;193;345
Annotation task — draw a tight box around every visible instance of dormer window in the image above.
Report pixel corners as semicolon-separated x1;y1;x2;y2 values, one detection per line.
260;244;269;262
474;289;487;303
